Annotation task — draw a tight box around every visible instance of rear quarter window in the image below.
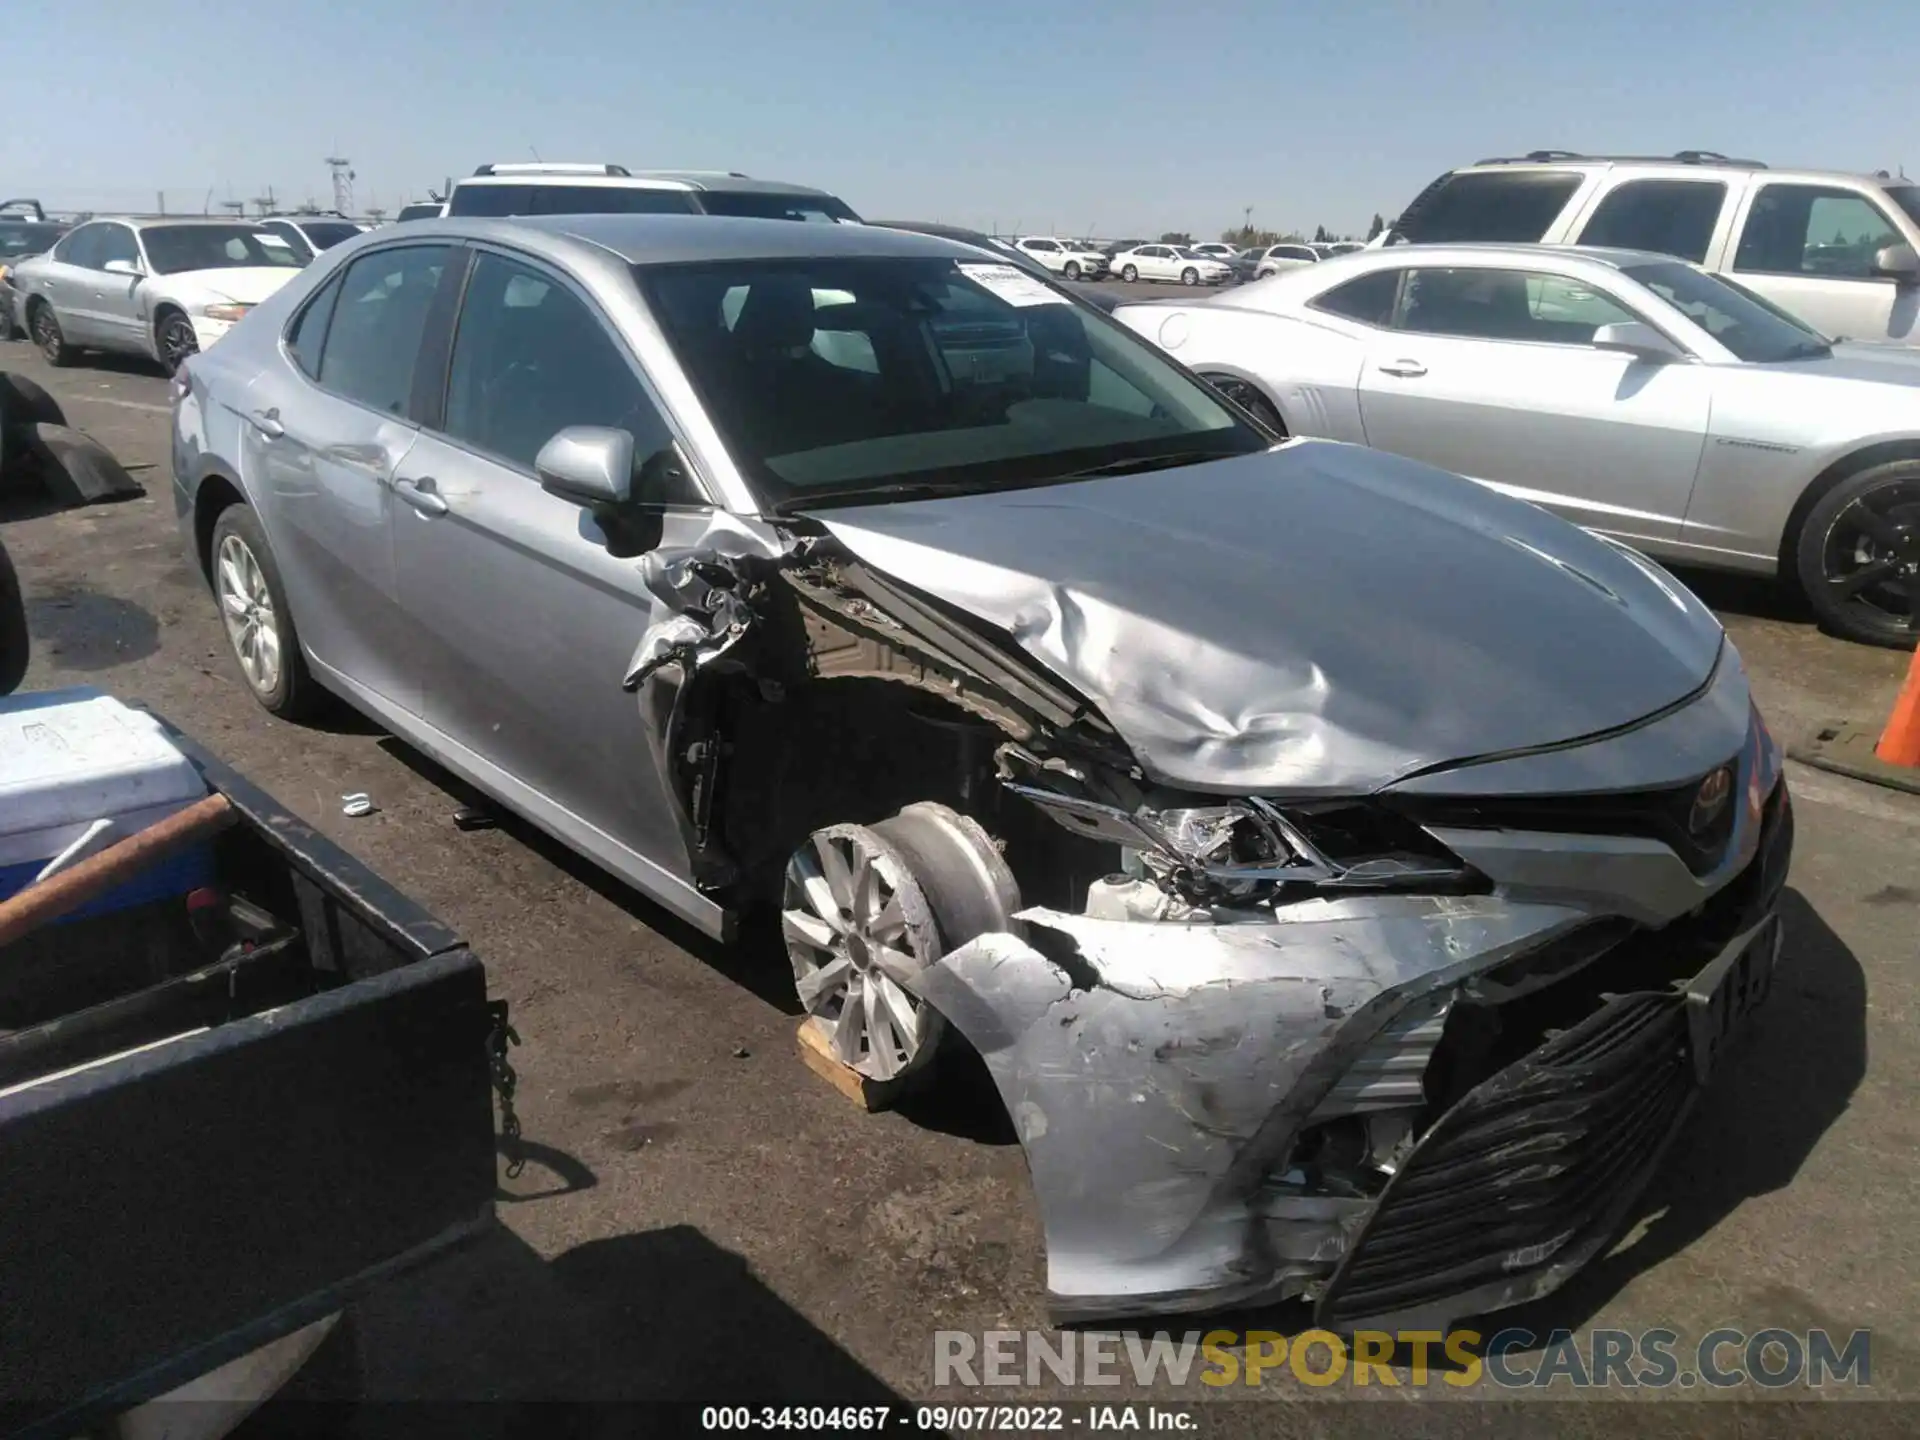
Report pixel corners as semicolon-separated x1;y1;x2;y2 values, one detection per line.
1395;170;1584;245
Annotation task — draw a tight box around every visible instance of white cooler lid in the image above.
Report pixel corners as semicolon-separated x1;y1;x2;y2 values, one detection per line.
0;686;209;841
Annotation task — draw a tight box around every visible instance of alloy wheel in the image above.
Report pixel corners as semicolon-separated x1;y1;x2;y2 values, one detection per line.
32;308;61;363
1819;479;1919;640
215;533;283;696
781;825;945;1081
159;315;199;375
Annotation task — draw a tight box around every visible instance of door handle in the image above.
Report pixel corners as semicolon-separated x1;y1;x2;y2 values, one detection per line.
1377;360;1428;378
394;476;449;517
247;408;284;439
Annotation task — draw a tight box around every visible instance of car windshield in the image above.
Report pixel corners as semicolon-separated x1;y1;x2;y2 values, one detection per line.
0;224;64;258
1885;186;1920;228
1622;260;1831;362
695;191;862;224
639;255;1266;510
142;225;302;275
299;221;363;250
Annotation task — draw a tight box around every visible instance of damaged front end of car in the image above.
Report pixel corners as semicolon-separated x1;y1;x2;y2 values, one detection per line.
615;510;1792;1333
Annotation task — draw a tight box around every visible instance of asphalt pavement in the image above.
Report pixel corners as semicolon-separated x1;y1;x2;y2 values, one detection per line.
2;334;1917;1433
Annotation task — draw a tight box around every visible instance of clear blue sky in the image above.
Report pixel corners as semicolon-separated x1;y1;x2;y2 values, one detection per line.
9;0;1917;238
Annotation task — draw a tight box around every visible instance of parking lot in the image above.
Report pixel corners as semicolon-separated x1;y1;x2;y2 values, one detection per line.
4;332;1919;1425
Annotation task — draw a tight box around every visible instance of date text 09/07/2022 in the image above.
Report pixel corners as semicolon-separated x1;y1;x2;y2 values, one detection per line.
700;1406;1193;1431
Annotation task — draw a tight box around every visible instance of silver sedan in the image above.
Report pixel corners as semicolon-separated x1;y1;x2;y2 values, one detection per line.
170;214;1790;1329
1114;243;1920;648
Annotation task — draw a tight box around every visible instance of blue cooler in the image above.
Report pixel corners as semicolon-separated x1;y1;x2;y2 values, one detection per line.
0;687;215;922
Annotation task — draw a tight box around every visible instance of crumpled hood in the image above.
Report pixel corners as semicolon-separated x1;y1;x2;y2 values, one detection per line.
810;440;1725;795
166;267;302;307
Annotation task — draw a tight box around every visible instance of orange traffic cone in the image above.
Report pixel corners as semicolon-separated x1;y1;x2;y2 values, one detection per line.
1792;640;1920;796
1876;643;1920;769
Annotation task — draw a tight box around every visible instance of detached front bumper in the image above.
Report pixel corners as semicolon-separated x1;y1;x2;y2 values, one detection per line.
908;666;1792;1328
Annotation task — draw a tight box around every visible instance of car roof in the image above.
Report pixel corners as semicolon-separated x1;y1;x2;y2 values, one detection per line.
1452;155;1905;189
397;213;986;266
455;171;838;199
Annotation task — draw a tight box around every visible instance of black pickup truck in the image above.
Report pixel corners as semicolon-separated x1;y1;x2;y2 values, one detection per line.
0;532;512;1439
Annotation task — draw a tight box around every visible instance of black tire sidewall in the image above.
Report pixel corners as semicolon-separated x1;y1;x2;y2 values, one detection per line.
1182;268;1198;285
210;503;318;713
1122;265;1137;282
1796;461;1920;649
157;311;197;375
30;304;69;367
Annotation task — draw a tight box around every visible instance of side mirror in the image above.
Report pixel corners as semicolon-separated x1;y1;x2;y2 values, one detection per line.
535;426;633;508
102;258;142;277
1592;320;1684;364
1871;242;1920;284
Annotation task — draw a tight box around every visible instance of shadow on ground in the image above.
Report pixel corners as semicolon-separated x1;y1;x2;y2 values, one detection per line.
349;1222;912;1410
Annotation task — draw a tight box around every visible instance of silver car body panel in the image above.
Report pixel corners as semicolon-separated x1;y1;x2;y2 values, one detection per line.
171;215;1792;1326
1113;243;1920;577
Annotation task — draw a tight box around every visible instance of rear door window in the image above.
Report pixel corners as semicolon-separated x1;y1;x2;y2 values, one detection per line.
1394;170;1584;244
316;245;452;414
1576;179;1727;263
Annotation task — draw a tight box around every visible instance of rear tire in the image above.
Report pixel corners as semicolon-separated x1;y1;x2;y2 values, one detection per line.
0;372;67;428
209;503;325;717
1794;458;1920;649
29;302;73;367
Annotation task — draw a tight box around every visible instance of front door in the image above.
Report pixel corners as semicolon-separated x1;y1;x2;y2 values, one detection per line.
388;247;717;887
241;242;453;710
1727;182;1920;343
1356;265;1712;545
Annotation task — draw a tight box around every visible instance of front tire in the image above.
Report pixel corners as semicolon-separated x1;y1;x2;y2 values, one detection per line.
1122;264;1138;283
30;302;73;367
1181;267;1199;286
1200;373;1287;439
1795;459;1920;649
209;503;325;716
1064;261;1081;280
156;309;199;376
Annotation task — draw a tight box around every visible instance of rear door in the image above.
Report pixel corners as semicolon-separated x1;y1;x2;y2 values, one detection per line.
1724;180;1919;342
242;242;455;712
387;245;715;887
1356;263;1712;545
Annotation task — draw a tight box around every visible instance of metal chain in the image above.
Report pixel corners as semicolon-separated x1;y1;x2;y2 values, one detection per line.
486;999;526;1180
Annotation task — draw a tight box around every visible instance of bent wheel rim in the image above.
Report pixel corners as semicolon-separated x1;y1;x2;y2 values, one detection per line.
781;826;944;1081
216;533;283;694
1821;478;1919;635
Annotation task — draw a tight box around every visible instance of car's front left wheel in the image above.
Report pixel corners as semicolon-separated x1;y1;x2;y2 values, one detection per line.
209;503;325;716
156;309;199;376
1796;459;1920;649
1181;267;1199;286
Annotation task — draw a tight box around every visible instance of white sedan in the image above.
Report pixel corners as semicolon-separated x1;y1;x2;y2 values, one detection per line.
10;217;306;375
1113;242;1920;647
1108;244;1234;286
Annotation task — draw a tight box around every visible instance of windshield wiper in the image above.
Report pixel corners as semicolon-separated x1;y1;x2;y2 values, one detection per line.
774;477;1028;514
1052;449;1239;481
1777;339;1834;360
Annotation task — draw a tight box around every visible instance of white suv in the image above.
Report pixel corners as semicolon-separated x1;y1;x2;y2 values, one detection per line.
1011;236;1109;279
446;163;861;223
1380;149;1920;344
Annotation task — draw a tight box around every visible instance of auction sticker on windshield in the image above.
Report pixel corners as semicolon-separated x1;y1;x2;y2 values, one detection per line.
958;263;1066;306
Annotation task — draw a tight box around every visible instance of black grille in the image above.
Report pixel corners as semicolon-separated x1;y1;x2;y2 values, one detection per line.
1385;759;1743;878
1314;778;1792;1332
1316;989;1696;1330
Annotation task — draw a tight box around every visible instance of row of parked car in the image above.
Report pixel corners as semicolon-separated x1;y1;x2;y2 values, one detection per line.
998;235;1366;285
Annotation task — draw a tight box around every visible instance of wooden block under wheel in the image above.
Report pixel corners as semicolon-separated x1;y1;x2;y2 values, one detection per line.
795;1019;930;1112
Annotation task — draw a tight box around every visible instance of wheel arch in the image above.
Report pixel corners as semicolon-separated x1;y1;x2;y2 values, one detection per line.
1189;363;1293;434
191;467;248;580
1777;437;1920;593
